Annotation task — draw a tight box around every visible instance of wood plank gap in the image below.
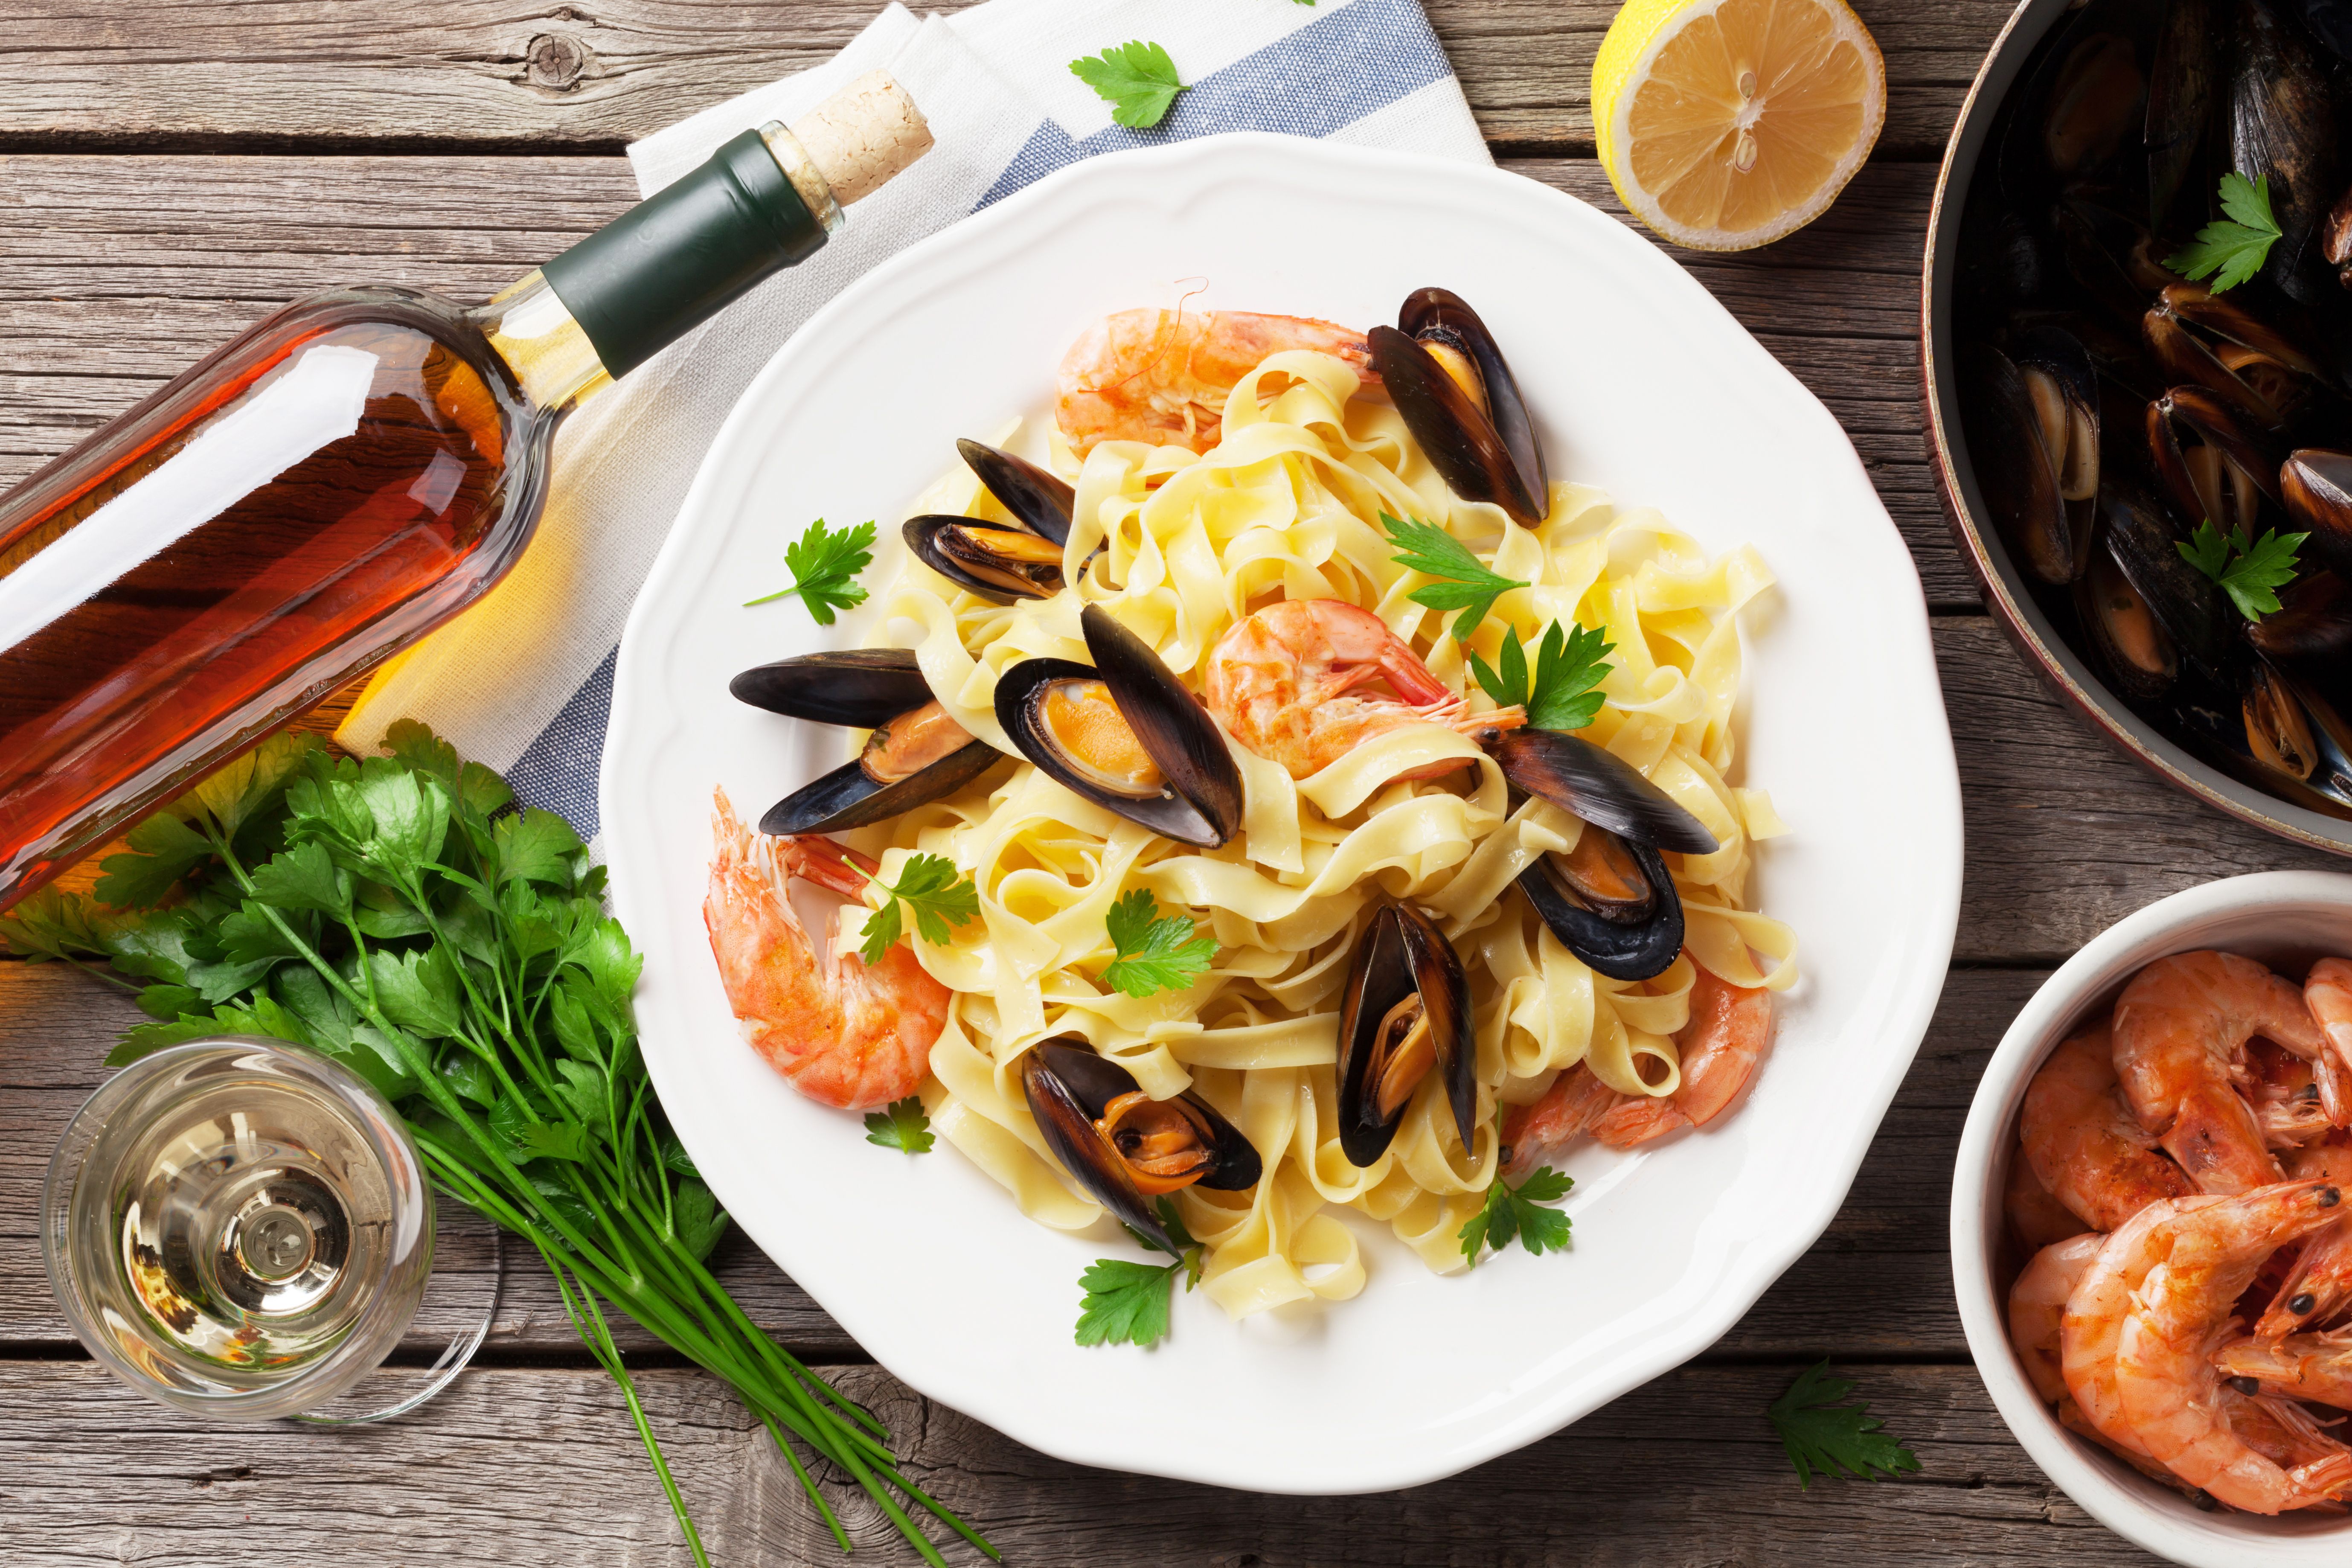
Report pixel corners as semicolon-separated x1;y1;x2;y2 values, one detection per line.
0;131;633;157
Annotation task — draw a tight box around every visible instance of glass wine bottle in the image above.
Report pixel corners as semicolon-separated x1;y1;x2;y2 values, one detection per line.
0;73;930;910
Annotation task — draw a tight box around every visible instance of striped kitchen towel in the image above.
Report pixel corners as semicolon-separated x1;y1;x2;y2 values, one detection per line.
337;0;1489;841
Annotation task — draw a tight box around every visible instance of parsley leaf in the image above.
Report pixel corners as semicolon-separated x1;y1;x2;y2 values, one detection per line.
2165;172;2283;294
2176;519;2307;621
1468;620;1615;731
863;1095;934;1154
1099;888;1216;998
1458;1163;1574;1265
1077;1200;1204;1347
1768;1361;1924;1487
858;853;981;966
744;518;875;624
1070;41;1185;129
1383;512;1529;642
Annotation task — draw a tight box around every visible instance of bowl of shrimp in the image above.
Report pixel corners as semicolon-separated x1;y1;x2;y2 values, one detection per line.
1955;870;2352;1565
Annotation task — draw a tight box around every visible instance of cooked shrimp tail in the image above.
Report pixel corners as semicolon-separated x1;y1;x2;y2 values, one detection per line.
2111;951;2317;1194
2011;1233;2106;1403
1592;968;1773;1149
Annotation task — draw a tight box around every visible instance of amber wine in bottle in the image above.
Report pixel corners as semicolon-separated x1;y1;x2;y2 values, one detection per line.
0;73;930;908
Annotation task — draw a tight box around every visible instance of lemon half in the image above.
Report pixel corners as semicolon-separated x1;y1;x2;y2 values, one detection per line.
1593;0;1886;251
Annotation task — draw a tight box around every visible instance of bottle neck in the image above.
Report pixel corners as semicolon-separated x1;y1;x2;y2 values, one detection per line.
471;271;613;414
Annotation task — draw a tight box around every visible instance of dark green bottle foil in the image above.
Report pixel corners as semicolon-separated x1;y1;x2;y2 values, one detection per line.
541;128;828;381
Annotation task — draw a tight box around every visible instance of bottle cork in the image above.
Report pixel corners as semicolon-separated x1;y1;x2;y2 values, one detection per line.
790;71;934;208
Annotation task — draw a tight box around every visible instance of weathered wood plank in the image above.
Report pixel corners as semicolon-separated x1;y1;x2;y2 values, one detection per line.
0;153;1974;605
0;1359;2163;1566
0;942;2034;1361
0;0;2005;158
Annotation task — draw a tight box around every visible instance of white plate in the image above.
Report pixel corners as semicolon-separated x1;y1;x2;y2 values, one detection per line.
602;133;1964;1494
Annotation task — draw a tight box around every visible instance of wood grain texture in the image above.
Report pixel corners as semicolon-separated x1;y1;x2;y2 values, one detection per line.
0;153;1972;604
0;0;2007;157
0;1358;2165;1567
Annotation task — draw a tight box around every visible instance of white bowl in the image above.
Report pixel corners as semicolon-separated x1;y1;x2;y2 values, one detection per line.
1952;871;2352;1566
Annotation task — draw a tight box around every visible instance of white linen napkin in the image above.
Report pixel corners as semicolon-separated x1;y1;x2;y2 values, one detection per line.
338;0;1490;838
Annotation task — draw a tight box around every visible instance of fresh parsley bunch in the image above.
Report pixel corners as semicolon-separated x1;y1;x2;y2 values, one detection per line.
0;725;991;1568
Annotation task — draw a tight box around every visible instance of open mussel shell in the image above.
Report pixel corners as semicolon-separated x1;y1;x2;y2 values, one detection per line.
1020;1039;1261;1254
903;516;1065;603
2146;384;2283;534
2284;449;2352;573
2100;480;2230;674
956;438;1075;546
1369;288;1548;524
758;740;999;835
730;648;932;727
2146;284;2326;426
1961;343;2080;584
2248;568;2352;663
1516;837;1686;983
2013;326;2102;566
2076;537;2181;701
1488;728;1719;854
1334;904;1476;1167
994;603;1244;848
2240;657;2352;813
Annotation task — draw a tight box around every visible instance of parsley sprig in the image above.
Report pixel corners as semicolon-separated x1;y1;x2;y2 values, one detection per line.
858;853;981;966
1468;620;1614;731
2165;172;2283;294
1768;1361;1924;1487
744;517;875;624
863;1095;934;1154
1075;1201;1205;1348
1458;1159;1574;1265
1099;888;1217;998
2177;518;2307;622
1070;41;1186;129
1383;512;1530;642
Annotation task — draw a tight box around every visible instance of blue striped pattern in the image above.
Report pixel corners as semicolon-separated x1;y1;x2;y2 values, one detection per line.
516;0;1459;836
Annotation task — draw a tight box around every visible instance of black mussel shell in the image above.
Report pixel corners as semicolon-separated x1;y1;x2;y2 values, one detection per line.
2244;657;2352;810
1020;1039;1261;1254
730;648;931;728
903;515;1063;604
1516;838;1686;983
2169;657;2352;820
2145;0;2215;232
1334;904;1476;1167
957;438;1075;547
2077;538;2181;701
2014;326;2102;573
2248;568;2352;663
994;604;1244;847
2101;480;2231;674
2232;0;2342;307
1488;728;1719;854
1962;343;2080;585
758;739;1000;835
2146;384;2284;534
2285;449;2352;572
1371;289;1548;524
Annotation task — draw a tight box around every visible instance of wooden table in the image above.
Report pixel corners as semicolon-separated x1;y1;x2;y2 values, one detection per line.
4;3;2335;1561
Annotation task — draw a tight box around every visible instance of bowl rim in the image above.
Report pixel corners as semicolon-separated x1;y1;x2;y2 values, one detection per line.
1950;870;2352;1565
1919;0;2352;859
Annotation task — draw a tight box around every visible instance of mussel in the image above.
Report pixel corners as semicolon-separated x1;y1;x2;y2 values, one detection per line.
903;439;1079;604
1961;343;2081;584
1334;902;1476;1167
2143;285;2326;427
2283;448;2352;571
2242;656;2352;809
1368;288;1549;524
2146;384;2283;533
994;602;1244;847
731;648;1002;834
1489;727;1719;983
1019;1039;1261;1254
2015;327;2104;552
2231;0;2343;307
2144;0;2215;231
2078;534;2182;699
2248;568;2352;662
2100;478;2233;673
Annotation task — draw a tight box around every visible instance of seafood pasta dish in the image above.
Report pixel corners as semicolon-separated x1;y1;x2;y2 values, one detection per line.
704;288;1795;1325
2003;949;2352;1513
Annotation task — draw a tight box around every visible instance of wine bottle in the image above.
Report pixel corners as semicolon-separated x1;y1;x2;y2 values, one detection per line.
0;73;930;910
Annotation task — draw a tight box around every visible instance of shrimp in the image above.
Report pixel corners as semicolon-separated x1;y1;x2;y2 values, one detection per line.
702;788;949;1111
2301;956;2352;1120
2012;1233;2108;1403
2218;1328;2352;1409
2259;1142;2352;1338
1591;968;1774;1149
2020;1024;2193;1231
1203;599;1522;781
2006;1146;2092;1254
1055;308;1379;456
2111;951;2329;1194
2066;1179;2350;1512
1499;1064;1618;1179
